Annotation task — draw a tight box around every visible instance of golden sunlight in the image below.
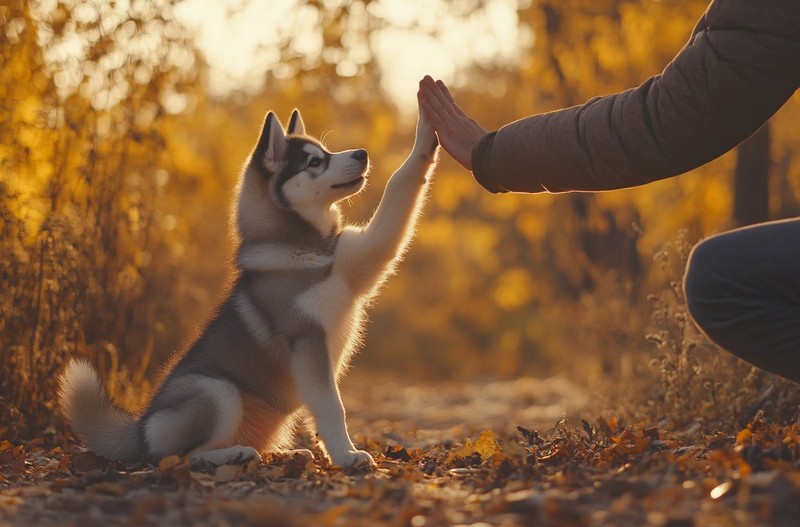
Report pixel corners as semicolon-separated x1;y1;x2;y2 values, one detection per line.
4;1;800;524
174;0;521;110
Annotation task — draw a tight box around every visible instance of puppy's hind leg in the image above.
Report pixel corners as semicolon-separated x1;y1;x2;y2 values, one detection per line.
190;445;260;466
144;375;260;465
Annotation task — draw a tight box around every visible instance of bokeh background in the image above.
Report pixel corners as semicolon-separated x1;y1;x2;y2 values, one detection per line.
2;0;799;436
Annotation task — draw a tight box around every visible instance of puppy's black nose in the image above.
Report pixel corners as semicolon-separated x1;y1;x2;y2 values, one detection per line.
351;149;368;164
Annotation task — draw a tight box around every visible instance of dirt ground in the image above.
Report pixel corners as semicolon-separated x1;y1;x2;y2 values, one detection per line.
1;376;799;527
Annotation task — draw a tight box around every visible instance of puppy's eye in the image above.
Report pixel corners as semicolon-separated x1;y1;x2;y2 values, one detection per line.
308;157;322;168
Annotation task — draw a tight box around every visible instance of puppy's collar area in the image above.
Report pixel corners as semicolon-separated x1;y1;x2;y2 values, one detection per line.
237;243;333;272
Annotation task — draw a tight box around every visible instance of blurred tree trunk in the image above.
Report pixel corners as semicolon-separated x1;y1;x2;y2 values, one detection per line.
775;151;800;219
733;123;771;227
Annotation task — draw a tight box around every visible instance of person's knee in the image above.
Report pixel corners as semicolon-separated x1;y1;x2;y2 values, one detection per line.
683;237;726;331
681;225;800;381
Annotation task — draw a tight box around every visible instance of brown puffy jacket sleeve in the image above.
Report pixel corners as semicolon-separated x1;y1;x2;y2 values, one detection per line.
471;0;800;194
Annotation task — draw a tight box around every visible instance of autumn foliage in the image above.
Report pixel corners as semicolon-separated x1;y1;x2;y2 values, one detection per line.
3;0;800;434
1;0;201;434
1;396;799;526
1;3;799;524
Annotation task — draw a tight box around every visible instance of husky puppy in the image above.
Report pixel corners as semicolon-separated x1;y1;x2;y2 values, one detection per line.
59;103;438;467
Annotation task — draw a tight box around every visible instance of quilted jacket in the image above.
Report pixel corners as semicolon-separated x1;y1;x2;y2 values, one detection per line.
471;0;800;193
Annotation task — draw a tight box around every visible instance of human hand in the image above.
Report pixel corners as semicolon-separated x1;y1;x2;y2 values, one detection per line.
418;76;487;170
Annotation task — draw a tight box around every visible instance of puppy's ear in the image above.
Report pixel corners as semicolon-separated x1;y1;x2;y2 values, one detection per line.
254;111;287;173
287;109;305;136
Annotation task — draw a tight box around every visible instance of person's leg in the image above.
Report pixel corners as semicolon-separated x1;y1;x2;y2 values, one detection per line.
683;218;800;383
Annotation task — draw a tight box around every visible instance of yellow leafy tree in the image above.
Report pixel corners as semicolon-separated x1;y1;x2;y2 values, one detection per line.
0;0;202;434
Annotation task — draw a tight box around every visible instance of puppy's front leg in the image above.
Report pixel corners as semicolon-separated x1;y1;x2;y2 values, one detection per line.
290;335;374;467
336;105;438;293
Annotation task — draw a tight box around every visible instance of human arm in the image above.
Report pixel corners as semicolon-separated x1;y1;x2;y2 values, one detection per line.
423;0;800;194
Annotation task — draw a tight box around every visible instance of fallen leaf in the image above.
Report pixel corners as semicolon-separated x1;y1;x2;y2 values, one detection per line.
447;430;503;464
736;428;753;444
88;481;128;496
317;503;353;525
158;455;183;472
384;445;412;461
215;464;239;483
70;451;112;474
0;441;26;474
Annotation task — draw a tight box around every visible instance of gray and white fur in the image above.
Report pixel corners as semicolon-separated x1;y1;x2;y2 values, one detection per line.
59;105;438;467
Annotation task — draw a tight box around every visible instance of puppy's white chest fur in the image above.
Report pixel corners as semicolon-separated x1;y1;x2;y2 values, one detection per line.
296;274;351;329
295;274;359;366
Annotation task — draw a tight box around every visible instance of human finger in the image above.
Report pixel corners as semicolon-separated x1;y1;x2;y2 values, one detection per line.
420;76;454;113
435;79;458;106
430;79;472;124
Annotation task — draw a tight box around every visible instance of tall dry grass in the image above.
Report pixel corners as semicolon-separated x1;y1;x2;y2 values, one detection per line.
0;2;199;438
633;231;799;432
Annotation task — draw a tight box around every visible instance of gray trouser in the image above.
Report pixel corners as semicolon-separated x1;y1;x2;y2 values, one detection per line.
684;217;800;383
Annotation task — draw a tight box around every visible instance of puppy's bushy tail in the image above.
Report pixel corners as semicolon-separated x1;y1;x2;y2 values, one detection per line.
59;359;144;462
